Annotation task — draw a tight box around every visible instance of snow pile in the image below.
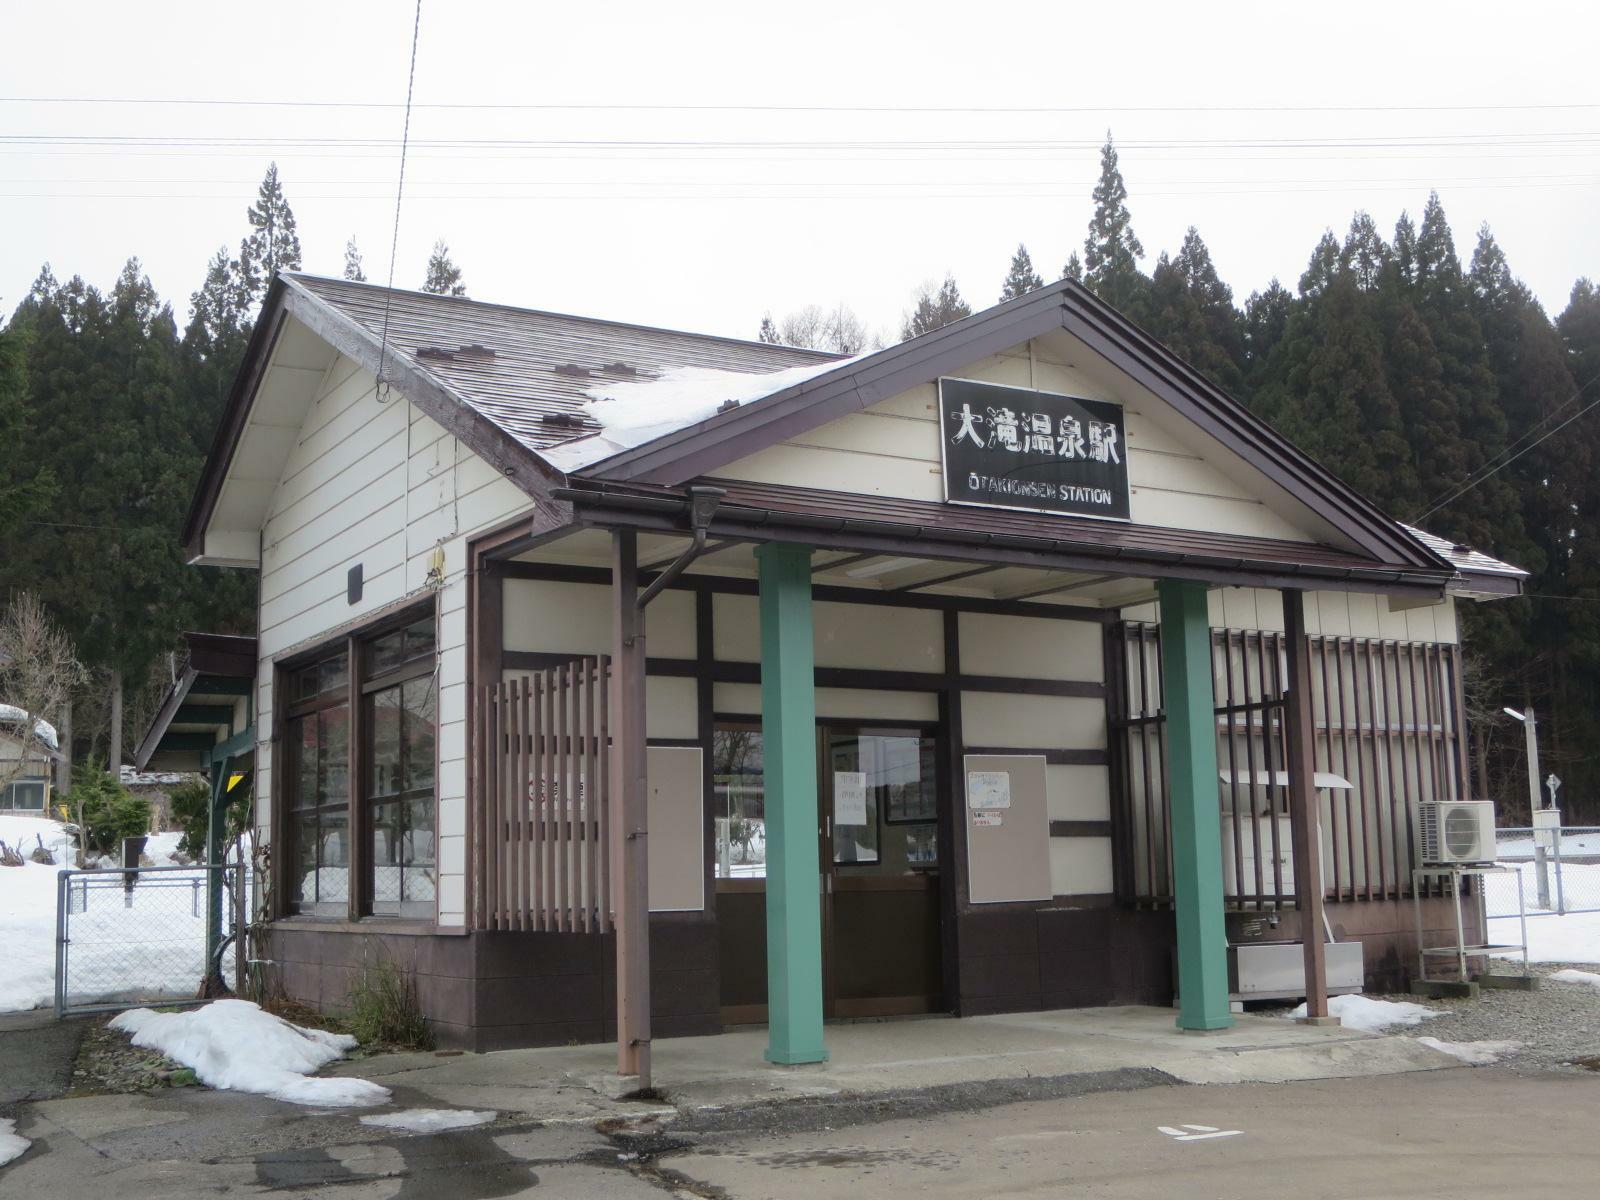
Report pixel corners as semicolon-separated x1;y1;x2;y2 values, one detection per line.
1549;968;1600;991
0;703;57;750
1;814;79;1011
542;356;858;471
360;1108;496;1133
0;1118;28;1168
109;1000;390;1108
1285;994;1442;1031
1488;910;1600;963
1416;1036;1523;1066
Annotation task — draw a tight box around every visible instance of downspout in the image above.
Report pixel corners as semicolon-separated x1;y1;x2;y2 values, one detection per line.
636;486;724;612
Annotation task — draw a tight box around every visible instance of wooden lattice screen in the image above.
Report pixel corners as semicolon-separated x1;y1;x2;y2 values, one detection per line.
1111;623;1468;909
472;657;611;932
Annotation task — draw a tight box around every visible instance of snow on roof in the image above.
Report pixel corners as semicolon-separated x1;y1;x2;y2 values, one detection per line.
1400;524;1527;579
542;356;863;472
0;703;57;750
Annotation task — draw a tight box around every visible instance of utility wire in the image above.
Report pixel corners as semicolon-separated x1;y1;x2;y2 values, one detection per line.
4;96;1600;114
1411;372;1600;524
375;0;423;400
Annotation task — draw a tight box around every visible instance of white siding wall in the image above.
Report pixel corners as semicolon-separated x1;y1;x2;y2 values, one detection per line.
718;341;1312;542
956;611;1112;898
255;357;532;928
1121;589;1460;645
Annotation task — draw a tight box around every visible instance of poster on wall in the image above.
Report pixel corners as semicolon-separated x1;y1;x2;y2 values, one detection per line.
966;770;1012;810
938;378;1130;520
833;771;869;826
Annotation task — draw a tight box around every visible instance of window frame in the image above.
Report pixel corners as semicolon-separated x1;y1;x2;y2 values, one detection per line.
274;599;439;924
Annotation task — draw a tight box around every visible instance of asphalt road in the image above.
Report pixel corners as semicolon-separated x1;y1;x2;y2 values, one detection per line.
2;1066;1596;1197
672;1068;1600;1199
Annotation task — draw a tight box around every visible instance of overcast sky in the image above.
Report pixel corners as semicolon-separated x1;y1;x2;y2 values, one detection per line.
4;1;1597;343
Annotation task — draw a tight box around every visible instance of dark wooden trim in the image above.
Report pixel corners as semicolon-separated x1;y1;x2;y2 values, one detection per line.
965;746;1108;766
494;558;1111;622
560;496;1450;599
647;737;702;749
1049;820;1114;838
1104;623;1137;906
938;608;964;1016
958;675;1104;699
181;305;288;559
269;661;288;920
1047;892;1116;907
891;564;1004;593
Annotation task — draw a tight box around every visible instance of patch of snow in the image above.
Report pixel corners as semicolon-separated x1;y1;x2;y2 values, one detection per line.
1549;968;1600;991
1285;994;1442;1032
0;1118;28;1168
359;1108;496;1133
1483;858;1600;917
0;703;57;750
110;1000;390;1108
542;357;859;471
121;766;190;787
1489;910;1600;964
1415;1036;1523;1066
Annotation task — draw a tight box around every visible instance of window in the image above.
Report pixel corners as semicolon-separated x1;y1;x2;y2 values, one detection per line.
281;607;437;920
2;778;47;812
285;651;351;918
713;726;765;879
364;617;437;918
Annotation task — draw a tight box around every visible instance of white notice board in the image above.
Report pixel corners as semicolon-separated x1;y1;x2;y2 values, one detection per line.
963;754;1051;904
647;745;705;913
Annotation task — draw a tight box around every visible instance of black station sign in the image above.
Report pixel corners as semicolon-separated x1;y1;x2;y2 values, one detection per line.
937;378;1130;520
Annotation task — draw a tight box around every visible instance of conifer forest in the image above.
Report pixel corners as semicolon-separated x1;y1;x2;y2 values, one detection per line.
2;143;1597;820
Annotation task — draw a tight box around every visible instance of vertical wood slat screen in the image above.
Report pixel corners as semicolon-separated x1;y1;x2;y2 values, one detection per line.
472;657;611;932
1110;624;1468;909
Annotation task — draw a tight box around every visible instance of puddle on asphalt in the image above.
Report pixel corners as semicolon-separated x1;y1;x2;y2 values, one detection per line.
255;1127;538;1199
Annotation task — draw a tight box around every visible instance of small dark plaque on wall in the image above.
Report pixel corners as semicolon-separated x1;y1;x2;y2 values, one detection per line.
347;563;363;605
938;378;1130;521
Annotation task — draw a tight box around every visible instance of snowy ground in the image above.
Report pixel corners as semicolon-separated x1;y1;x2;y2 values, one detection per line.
0;813;221;1012
1483;856;1600;919
1487;907;1600;963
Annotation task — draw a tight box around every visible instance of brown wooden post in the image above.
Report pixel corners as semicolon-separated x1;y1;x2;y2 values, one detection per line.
1282;590;1332;1022
611;530;651;1085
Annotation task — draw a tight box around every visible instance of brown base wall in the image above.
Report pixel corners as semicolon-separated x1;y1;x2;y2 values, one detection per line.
264;913;720;1052
267;894;1482;1049
955;894;1483;1016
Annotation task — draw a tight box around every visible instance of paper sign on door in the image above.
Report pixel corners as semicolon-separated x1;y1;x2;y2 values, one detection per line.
834;771;869;826
966;770;1011;810
972;811;1003;828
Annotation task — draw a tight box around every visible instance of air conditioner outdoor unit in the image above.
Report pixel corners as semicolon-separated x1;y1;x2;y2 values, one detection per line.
1417;800;1497;866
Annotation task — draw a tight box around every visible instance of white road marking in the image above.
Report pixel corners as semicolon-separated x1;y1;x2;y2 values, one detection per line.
1158;1123;1244;1142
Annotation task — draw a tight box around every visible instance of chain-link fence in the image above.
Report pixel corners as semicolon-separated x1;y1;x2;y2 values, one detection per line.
1484;826;1600;918
54;863;254;1016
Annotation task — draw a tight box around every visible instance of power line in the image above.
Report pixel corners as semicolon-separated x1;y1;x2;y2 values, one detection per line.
1412;373;1600;524
3;96;1600;114
375;0;423;400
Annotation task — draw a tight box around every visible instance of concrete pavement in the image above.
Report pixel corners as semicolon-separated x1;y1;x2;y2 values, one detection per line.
0;1004;1516;1197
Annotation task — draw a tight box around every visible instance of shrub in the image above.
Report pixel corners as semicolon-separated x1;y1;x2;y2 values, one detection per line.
70;761;150;856
345;952;433;1050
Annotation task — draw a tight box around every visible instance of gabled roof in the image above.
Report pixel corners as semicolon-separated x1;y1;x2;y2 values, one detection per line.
184;272;1526;598
132;633;255;771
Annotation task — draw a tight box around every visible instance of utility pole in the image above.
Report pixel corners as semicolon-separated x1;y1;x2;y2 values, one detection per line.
1505;707;1550;909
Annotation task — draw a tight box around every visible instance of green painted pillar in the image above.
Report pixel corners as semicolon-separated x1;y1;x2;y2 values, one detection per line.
757;542;827;1065
1157;578;1233;1031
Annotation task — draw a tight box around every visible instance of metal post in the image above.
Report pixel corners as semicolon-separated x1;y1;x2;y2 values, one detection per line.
757;542;828;1064
1282;591;1331;1021
1522;710;1552;910
610;530;651;1087
204;754;230;991
54;869;70;1019
1156;579;1233;1032
1553;824;1566;916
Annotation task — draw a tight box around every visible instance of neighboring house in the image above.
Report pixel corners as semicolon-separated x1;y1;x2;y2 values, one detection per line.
174;273;1523;1066
0;703;60;814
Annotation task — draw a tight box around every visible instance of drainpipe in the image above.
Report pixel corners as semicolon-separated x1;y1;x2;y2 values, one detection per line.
636;486;725;612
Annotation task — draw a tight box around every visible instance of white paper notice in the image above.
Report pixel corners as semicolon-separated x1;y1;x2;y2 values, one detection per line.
834;771;869;826
973;811;1003;828
967;770;1012;810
